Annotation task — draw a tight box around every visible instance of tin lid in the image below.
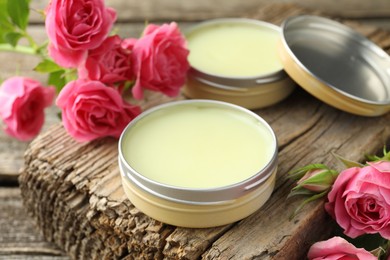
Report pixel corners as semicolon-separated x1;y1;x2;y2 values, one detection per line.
278;15;390;116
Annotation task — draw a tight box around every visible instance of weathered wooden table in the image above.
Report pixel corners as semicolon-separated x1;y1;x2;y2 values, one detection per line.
2;2;390;259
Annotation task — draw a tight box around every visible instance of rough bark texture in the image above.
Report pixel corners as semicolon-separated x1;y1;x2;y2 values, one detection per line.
18;4;390;260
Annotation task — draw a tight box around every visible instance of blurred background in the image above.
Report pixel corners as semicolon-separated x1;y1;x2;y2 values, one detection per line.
29;0;390;28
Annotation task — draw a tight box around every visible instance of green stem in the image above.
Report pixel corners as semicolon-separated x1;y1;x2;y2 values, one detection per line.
23;31;39;51
0;43;36;55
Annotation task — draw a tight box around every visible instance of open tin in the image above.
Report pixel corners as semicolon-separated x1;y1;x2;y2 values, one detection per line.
183;18;295;110
118;100;278;228
184;16;390;116
278;15;390;116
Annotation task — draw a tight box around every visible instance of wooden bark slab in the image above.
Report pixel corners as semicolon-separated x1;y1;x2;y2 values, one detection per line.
19;4;390;260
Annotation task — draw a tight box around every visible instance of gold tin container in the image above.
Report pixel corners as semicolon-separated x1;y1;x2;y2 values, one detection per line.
278;15;390;116
183;18;295;110
118;100;278;228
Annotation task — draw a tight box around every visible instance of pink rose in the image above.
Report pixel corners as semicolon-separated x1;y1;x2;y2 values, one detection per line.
45;0;117;68
0;77;55;141
78;35;135;88
56;79;141;142
308;236;376;260
325;161;390;239
131;22;190;99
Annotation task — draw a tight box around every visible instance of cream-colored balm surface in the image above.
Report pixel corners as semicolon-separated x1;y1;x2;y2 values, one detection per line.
123;104;275;189
187;22;283;77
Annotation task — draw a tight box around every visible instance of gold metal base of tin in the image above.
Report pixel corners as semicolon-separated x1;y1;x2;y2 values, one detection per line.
183;76;295;110
120;169;276;228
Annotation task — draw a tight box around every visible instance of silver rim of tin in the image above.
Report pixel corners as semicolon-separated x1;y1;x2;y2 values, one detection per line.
280;15;390;106
118;100;278;205
186;18;288;89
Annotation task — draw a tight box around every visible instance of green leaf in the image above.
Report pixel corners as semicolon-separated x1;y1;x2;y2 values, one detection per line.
64;69;78;83
332;151;364;168
365;154;381;162
370;247;385;258
366;145;390;162
122;80;135;92
289;190;328;220
287;187;315;199
0;0;8;18
288;163;329;180
7;0;30;30
48;70;66;93
35;40;49;56
0;1;16;44
4;31;23;46
34;59;63;73
0;1;14;29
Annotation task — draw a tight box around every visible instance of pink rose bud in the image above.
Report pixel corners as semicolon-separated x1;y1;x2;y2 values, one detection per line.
45;0;117;68
308;236;377;260
0;77;55;141
297;168;338;192
78;35;135;88
56;79;141;142
325;161;390;239
287;164;339;218
131;22;190;99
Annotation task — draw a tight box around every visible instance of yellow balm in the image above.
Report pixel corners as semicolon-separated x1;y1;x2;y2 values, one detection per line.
122;102;275;189
119;100;278;227
187;21;283;77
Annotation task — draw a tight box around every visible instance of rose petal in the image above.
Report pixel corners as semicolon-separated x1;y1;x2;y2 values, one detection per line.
0;77;54;141
368;161;390;173
45;0;117;68
131;22;189;99
308;237;376;260
56;79;140;142
78;35;134;86
326;163;390;239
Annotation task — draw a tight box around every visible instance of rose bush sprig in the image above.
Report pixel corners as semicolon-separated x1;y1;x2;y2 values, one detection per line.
0;0;190;142
288;147;390;259
287;164;338;218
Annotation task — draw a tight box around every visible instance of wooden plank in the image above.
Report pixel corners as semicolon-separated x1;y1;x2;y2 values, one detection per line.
0;187;68;259
361;18;390;31
0;132;28;184
29;0;390;23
